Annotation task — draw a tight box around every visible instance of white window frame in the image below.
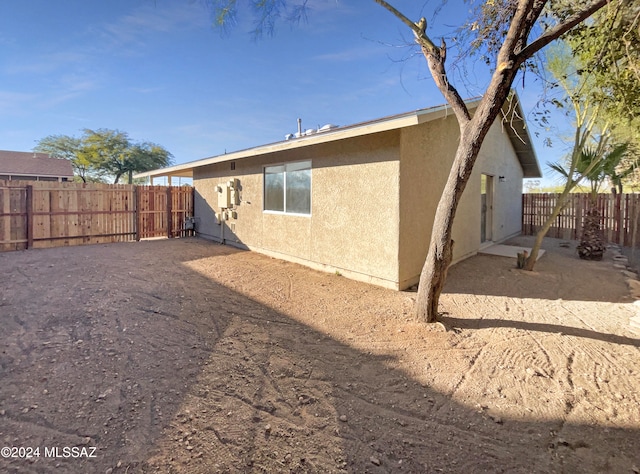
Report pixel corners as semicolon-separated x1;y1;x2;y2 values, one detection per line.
263;160;312;216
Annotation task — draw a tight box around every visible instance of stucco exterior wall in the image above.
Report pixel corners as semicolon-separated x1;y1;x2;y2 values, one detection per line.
474;121;524;243
397;114;461;289
397;116;525;289
194;115;526;291
193;131;402;288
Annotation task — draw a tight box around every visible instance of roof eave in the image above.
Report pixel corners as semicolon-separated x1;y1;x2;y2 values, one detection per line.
136;95;541;180
500;94;542;178
135;101;471;180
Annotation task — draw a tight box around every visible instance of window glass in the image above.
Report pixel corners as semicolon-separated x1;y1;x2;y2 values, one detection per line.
263;161;311;215
264;165;285;212
286;166;311;214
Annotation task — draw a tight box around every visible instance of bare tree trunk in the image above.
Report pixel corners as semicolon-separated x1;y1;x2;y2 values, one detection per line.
523;193;572;270
414;118;498;322
414;181;456;322
523;202;565;270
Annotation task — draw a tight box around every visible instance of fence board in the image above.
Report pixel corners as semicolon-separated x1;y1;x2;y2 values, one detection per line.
0;185;28;251
0;180;193;252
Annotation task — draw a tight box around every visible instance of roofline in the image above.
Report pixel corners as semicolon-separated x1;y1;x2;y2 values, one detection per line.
135;100;479;179
136;94;540;179
0;171;73;178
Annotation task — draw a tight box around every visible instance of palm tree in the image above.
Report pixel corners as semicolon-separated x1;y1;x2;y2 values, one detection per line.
574;144;629;260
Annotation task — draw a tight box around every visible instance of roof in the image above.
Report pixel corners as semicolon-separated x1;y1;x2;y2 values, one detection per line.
0;150;74;178
136;93;541;180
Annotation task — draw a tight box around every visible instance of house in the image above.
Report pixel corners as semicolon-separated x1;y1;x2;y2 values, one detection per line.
136;94;541;290
0;150;74;182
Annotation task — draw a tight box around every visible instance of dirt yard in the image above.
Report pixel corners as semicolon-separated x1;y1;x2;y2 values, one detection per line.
1;236;639;473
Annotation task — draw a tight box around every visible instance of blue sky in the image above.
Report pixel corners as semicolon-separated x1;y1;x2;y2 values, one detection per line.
0;0;567;185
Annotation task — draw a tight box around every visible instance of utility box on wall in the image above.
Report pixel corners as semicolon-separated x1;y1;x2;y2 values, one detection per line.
217;184;230;208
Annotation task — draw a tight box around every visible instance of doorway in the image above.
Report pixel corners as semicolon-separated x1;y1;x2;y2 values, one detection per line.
481;174;494;243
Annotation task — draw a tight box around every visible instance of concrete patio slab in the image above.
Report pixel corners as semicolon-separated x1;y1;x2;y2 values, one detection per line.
478;244;545;260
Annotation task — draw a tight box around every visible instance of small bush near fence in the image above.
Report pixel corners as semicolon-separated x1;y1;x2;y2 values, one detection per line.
0;180;194;252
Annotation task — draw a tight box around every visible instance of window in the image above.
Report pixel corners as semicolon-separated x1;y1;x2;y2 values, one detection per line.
264;161;311;215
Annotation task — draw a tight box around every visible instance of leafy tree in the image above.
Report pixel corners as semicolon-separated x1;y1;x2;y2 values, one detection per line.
35;130;173;184
574;144;630;197
568;2;640;124
521;42;612;270
34;134;103;183
82;129;133;184
127;142;175;185
208;0;618;322
565;1;640;188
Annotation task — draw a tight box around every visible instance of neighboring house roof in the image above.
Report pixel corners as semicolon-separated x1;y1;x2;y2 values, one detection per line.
0;150;74;179
136;93;541;180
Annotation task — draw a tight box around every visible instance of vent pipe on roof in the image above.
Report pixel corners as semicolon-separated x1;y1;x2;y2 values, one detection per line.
297;118;302;137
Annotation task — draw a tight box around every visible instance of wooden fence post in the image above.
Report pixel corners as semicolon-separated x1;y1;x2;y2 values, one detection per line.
615;193;622;246
574;196;582;241
26;185;33;249
166;186;173;239
135;186;141;241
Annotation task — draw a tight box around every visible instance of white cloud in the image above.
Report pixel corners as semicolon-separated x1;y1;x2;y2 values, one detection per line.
312;44;386;62
97;3;209;53
30;73;101;109
5;51;88;75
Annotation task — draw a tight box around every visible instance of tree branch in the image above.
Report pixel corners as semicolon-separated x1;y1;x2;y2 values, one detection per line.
518;0;614;61
373;0;471;123
372;0;435;49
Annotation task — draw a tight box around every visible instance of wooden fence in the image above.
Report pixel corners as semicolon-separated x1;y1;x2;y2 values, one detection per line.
522;193;640;247
0;181;194;252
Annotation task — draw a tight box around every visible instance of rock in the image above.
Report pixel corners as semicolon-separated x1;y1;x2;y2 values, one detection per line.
489;414;504;424
339;415;348;422
370;456;381;466
627;279;640;298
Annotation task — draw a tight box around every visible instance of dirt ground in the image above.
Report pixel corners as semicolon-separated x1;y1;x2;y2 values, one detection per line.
1;235;639;473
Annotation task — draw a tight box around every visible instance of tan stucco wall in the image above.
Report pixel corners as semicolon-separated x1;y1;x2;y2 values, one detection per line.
397;114;460;289
194;131;402;287
474;121;524;243
397;116;525;289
